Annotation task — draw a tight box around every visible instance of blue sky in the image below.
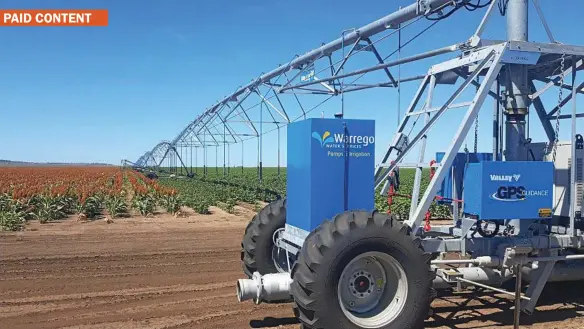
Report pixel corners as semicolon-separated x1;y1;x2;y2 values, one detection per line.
0;0;582;166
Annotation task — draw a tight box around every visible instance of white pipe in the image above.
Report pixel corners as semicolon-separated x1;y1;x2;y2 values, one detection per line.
431;254;584;267
237;277;260;302
431;256;501;267
237;272;293;304
522;260;584;283
526;254;584;262
432;259;475;264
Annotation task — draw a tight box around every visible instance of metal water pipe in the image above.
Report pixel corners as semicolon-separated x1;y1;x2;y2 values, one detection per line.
504;0;530;161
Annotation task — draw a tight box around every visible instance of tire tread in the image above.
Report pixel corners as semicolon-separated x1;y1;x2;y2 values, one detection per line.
240;198;286;278
291;210;436;329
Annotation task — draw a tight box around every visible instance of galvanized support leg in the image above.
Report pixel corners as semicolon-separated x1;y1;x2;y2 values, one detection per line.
259;101;263;184
521;260;556;314
172;150;175;173
493;79;501;160
407;49;504;233
452;166;460;226
514;264;523;329
569;61;578;236
223;123;226;176
410;75;436;220
170;145;190;176
397;26;402;125
277;126;281;177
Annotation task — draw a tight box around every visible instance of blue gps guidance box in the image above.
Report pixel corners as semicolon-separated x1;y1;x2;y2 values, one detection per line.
463;161;553;220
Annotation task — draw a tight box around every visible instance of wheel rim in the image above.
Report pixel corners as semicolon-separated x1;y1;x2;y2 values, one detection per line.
271;228;289;273
337;251;408;328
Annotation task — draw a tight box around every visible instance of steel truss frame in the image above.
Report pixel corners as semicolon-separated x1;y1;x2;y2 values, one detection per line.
369;38;584;314
134;141;191;175
134;0;478;177
135;1;584;181
374;42;584;229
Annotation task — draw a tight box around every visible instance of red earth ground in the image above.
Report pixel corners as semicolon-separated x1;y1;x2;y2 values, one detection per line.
1;206;583;329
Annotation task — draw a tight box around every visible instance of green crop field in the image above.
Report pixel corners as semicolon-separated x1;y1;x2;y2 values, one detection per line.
159;167;450;219
159;167;286;214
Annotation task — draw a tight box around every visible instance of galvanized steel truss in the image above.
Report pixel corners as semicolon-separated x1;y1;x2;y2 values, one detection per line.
132;0;479;177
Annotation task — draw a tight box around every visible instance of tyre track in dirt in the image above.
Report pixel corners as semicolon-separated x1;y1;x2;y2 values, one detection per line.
1;213;584;329
1;253;241;300
0;214;258;329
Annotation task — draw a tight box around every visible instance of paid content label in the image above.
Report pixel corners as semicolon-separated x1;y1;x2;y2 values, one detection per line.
0;10;109;26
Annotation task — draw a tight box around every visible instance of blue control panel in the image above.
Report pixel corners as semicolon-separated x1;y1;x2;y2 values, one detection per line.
463;161;553;220
286;118;375;232
436;152;493;204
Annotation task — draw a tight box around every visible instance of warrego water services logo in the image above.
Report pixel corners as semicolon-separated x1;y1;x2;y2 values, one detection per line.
311;131;333;147
311;129;374;158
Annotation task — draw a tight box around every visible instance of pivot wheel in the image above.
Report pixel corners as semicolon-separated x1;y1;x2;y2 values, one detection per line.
240;198;287;278
291;210;434;329
338;252;408;327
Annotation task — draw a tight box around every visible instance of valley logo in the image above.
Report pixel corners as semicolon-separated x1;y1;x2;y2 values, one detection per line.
490;174;521;182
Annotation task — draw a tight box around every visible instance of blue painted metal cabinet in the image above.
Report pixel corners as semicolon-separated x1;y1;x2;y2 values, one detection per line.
463;161;553;220
287;118;376;232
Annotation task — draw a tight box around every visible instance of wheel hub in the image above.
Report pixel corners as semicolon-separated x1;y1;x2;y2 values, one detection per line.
350;271;374;298
337;251;409;328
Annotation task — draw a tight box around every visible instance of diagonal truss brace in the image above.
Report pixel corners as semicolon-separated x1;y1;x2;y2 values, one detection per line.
374;74;431;187
376;47;499;189
364;38;398;87
530;59;583;101
406;47;505;233
155;143;191;174
255;90;291;123
546;80;584;118
529;80;556;143
333;36;363;77
532;0;556;43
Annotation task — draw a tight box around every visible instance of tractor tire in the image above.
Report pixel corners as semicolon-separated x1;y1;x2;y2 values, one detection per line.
290;210;435;329
240;198;287;278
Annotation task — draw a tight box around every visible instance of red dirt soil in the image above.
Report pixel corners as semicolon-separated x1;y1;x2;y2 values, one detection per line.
1;207;583;329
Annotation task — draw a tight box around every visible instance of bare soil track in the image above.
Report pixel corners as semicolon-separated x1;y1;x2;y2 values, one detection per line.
1;208;583;329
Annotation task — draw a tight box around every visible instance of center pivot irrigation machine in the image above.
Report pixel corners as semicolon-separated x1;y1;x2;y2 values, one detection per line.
234;0;584;328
